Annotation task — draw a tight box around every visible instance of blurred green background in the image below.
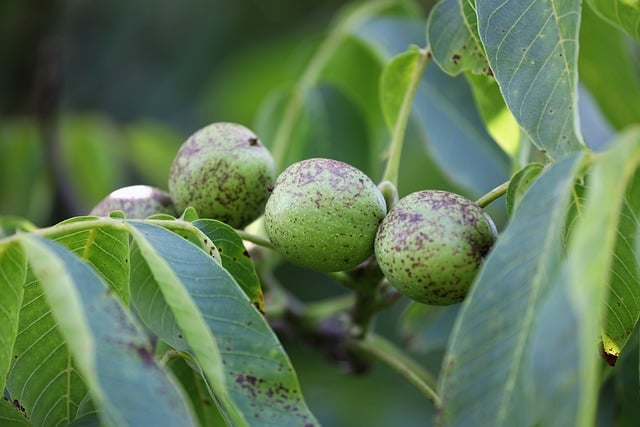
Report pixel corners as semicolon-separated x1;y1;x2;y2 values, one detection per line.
0;1;480;425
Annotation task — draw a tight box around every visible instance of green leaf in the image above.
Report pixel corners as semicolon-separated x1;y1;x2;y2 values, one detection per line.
49;217;131;305
550;128;640;425
586;0;640;42
438;153;585;426
193;219;264;312
476;0;586;159
0;398;30;426
19;235;198;427
427;0;491;76
506;163;545;215
128;221;319;426
579;4;640;130
380;46;423;131
601;171;640;360
0;243;26;392
6;267;88;427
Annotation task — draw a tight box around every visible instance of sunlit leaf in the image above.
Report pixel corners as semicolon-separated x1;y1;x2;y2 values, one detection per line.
19;235;198;427
0;243;26;391
49;217;131;304
476;0;586;159
6;268;87;427
466;73;521;158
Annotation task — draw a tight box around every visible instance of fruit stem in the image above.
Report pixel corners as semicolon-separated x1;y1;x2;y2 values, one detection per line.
270;0;401;169
348;332;441;407
474;180;509;208
380;47;430;187
234;229;276;250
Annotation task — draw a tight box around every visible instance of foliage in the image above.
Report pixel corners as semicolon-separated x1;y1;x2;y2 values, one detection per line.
1;0;640;425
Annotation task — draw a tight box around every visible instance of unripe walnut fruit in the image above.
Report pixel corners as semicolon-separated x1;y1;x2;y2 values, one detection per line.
168;122;276;228
264;158;387;272
375;190;497;305
90;185;177;219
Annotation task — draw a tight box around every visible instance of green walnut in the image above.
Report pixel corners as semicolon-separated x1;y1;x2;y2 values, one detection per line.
168;122;276;228
90;185;177;218
374;190;497;305
264;158;387;272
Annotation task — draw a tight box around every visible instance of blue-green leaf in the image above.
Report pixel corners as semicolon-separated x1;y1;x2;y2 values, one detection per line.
193;219;264;312
128;221;318;426
413;65;511;197
438;153;585;426
476;0;586;159
427;0;491;76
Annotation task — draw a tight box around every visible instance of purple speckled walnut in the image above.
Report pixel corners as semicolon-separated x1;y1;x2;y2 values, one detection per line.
89;185;177;218
375;190;497;305
264;158;387;272
168;122;276;228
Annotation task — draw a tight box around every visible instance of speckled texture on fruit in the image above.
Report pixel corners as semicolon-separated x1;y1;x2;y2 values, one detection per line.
264;158;387;272
168;122;276;228
375;190;497;305
89;185;177;218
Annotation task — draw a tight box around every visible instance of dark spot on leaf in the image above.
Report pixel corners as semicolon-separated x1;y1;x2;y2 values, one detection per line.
137;346;155;366
452;53;461;64
13;399;25;414
248;137;259;146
